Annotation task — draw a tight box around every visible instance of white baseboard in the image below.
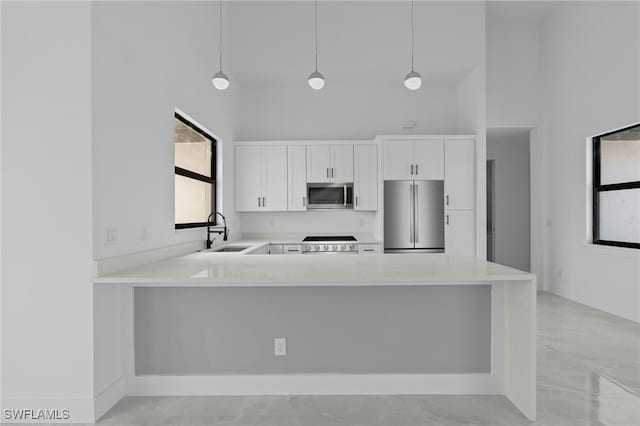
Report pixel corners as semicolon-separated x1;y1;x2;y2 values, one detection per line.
0;397;94;424
94;376;125;422
127;373;501;396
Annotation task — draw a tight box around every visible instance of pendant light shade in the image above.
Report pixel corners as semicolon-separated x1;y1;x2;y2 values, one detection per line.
212;70;230;90
404;0;421;90
308;70;325;90
404;70;422;90
308;0;324;90
212;1;230;90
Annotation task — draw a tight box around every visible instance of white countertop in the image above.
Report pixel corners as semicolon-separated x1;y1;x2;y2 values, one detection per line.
94;242;534;286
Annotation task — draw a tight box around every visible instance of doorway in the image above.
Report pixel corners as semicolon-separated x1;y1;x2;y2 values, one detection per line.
486;159;496;262
486;129;531;271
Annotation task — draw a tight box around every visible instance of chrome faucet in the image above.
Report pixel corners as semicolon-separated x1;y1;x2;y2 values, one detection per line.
206;211;228;249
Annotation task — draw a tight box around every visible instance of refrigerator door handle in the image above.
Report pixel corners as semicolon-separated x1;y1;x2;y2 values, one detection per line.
414;184;419;243
409;184;414;243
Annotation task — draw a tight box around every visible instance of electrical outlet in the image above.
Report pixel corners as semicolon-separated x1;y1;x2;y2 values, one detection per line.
104;226;118;245
274;338;286;356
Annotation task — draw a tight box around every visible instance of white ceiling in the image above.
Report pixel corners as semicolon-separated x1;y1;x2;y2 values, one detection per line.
226;1;485;88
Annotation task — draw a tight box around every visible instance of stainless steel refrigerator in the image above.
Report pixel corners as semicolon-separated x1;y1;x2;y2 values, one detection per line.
384;180;444;253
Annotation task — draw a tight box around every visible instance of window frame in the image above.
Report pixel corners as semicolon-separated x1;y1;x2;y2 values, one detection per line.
592;123;640;249
174;111;217;230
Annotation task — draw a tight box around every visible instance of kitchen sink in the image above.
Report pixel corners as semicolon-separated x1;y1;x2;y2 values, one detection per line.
210;245;251;253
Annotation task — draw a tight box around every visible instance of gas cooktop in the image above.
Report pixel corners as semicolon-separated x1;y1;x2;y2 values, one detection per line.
302;235;357;242
301;236;358;253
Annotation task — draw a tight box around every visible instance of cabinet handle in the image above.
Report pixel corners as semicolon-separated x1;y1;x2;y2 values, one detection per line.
262;196;266;207
355;196;359;206
446;195;449;206
446;214;450;225
415;164;419;175
258;196;261;207
410;164;414;175
302;196;306;206
332;167;335;178
326;168;329;178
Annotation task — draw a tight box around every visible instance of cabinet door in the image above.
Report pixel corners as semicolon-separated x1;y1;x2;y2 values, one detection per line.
414;140;444;180
331;145;354;182
445;210;476;256
287;145;307;211
354;145;378;211
235;146;263;212
358;243;382;254
445;140;475;210
306;145;331;182
383;140;414;180
262;146;288;211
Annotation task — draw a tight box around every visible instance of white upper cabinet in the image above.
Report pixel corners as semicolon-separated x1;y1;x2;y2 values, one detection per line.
307;144;354;182
287;145;307;211
306;145;332;182
383;140;444;180
383;140;414;180
445;209;476;256
414;140;444;180
354;145;378;211
261;146;288;211
235;145;287;212
444;140;475;210
235;146;263;212
331;145;354;182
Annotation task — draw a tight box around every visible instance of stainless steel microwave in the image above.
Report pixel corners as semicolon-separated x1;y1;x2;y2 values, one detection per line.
307;183;353;209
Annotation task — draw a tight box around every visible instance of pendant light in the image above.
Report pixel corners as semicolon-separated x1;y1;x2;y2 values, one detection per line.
308;0;325;90
212;0;230;90
404;0;422;90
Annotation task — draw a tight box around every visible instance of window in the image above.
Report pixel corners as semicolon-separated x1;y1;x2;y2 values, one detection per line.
174;112;216;229
592;123;640;249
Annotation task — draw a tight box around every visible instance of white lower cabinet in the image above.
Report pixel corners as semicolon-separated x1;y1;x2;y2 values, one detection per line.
283;244;302;254
358;243;382;254
444;210;476;256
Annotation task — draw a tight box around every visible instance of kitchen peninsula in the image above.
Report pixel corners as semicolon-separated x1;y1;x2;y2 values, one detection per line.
94;248;536;421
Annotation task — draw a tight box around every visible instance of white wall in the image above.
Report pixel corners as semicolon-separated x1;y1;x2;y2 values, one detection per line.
486;21;541;129
92;1;237;260
485;14;545;288
487;131;531;272
235;86;459;141
539;1;640;322
1;1;94;421
457;70;487;261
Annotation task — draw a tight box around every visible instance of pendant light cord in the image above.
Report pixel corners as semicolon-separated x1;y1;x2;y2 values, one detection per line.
219;0;223;71
410;0;415;72
314;0;318;72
